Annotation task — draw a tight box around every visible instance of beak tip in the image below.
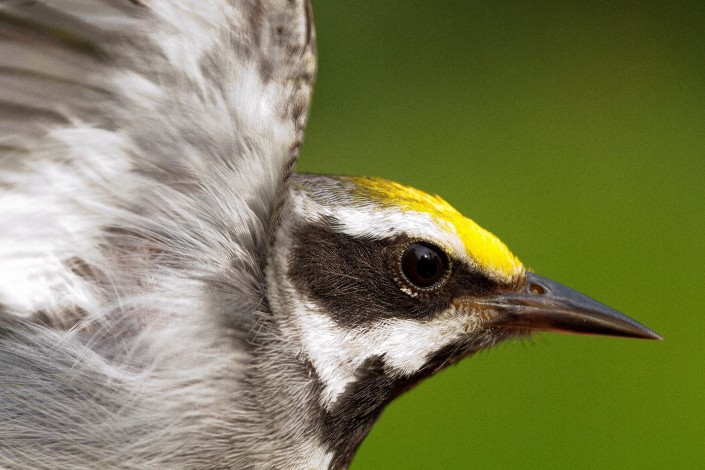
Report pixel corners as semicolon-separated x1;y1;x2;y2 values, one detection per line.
641;329;663;341
621;319;662;341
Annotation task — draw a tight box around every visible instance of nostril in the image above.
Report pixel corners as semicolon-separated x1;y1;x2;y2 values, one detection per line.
529;282;546;295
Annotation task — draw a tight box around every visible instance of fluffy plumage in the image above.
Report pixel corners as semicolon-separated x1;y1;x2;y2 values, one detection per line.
0;1;324;467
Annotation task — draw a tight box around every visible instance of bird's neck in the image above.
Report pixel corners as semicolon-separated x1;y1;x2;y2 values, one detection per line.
245;325;389;469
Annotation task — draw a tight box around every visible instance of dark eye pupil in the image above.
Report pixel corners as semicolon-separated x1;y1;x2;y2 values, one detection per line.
416;252;439;279
401;242;448;289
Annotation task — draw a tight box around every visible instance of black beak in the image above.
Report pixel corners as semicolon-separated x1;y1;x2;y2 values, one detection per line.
479;272;661;340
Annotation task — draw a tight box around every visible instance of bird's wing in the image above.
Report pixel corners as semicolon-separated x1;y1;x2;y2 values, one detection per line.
0;0;316;326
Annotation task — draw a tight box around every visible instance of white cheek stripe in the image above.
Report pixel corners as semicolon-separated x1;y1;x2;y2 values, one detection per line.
299;444;334;469
295;300;478;410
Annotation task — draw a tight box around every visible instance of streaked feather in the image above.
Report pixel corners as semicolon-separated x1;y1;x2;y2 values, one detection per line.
0;1;317;467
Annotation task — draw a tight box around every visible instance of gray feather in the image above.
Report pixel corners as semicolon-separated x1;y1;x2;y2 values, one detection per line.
0;0;318;467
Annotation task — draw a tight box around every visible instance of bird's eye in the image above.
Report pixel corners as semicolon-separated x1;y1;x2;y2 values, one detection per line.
400;242;450;290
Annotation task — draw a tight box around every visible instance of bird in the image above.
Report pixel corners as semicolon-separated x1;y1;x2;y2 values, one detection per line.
0;1;660;469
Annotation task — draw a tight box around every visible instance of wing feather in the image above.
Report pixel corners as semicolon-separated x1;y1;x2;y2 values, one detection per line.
0;1;316;465
0;0;316;323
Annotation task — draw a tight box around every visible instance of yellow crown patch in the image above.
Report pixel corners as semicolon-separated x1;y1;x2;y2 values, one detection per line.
350;176;524;283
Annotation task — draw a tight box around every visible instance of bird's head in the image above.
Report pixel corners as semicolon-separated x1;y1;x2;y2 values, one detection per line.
266;173;658;462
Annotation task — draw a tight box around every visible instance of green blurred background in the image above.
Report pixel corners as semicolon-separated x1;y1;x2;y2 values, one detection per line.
297;1;704;468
